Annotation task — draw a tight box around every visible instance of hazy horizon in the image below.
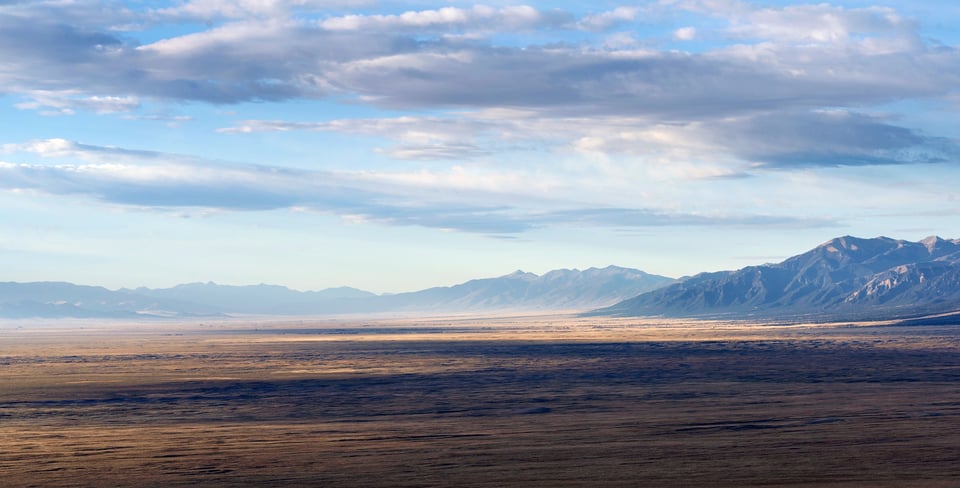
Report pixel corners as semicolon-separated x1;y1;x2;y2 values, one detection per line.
2;234;954;294
2;1;959;294
2;264;673;294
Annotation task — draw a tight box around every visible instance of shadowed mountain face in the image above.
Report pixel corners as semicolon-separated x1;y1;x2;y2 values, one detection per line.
596;236;960;320
0;266;674;318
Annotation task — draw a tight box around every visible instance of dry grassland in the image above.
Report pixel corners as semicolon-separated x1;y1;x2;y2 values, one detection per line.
1;314;959;487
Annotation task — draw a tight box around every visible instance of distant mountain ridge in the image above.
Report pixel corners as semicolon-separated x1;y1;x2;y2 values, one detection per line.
126;283;377;315
376;266;674;312
0;282;204;318
0;266;674;318
10;236;960;321
596;236;960;320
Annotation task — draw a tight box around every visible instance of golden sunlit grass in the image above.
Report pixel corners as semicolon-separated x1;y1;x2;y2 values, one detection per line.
1;314;959;487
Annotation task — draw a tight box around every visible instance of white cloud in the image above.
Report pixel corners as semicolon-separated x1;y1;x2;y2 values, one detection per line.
14;91;140;116
320;7;470;31
377;144;492;161
2;138;178;163
152;0;374;21
673;26;696;41
354;165;561;195
0;1;954;119
0;139;834;233
319;5;570;33
726;4;915;46
3;138;78;158
219;115;508;160
122;114;194;127
219;102;958;172
137;19;298;56
0;1;957;178
577;7;639;32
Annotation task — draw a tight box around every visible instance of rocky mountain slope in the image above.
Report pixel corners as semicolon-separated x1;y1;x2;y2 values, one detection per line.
596;236;960;320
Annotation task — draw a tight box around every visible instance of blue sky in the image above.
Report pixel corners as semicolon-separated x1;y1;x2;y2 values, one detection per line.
1;0;959;293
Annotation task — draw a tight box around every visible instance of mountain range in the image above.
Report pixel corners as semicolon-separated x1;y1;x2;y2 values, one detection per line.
4;236;960;321
0;266;673;319
596;235;960;321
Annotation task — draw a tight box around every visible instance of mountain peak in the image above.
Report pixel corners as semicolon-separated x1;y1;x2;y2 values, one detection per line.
506;270;539;280
818;235;898;253
597;234;960;320
921;235;944;252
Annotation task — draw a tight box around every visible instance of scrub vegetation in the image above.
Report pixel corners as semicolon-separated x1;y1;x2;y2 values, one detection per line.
2;315;959;487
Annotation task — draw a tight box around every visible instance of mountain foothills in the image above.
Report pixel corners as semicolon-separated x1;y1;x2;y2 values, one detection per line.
0;266;672;318
597;236;960;321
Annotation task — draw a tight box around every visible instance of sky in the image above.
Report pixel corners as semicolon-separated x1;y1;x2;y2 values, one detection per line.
1;0;959;293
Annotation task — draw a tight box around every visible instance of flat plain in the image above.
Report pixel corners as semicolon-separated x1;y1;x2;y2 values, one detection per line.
1;314;959;487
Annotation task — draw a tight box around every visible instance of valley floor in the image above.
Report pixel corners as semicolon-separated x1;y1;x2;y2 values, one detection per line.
1;315;959;487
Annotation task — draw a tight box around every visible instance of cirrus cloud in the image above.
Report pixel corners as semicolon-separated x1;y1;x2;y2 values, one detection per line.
0;139;839;233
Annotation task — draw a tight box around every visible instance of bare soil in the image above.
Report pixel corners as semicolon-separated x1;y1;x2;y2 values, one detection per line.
1;315;958;487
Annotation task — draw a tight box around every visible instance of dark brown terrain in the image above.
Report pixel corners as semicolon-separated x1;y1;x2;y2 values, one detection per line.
1;315;959;487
